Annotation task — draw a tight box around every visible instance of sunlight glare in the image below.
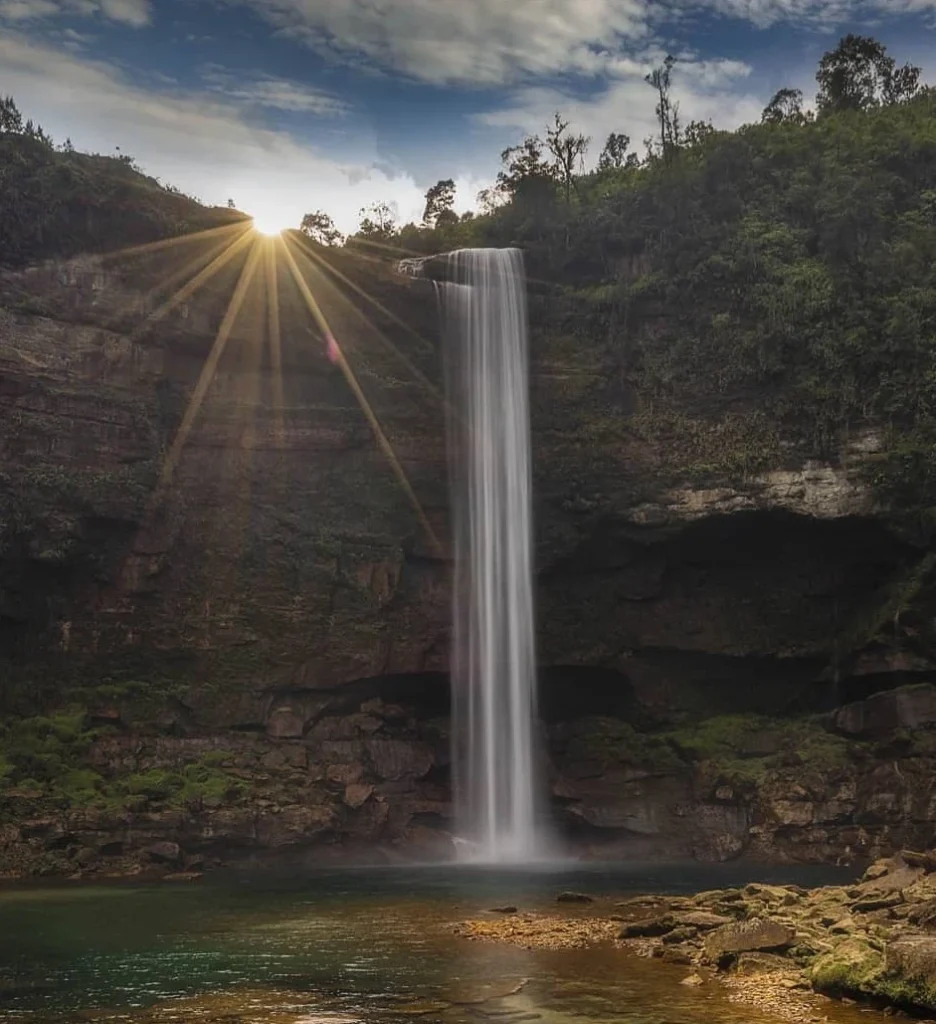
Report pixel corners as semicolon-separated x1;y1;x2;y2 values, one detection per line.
251;212;290;237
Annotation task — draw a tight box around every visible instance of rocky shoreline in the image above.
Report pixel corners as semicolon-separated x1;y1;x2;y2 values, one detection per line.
455;853;936;1021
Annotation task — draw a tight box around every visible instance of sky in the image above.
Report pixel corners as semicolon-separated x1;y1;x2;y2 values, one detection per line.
0;0;934;234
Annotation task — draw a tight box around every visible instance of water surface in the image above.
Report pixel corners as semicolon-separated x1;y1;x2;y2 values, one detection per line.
0;862;887;1024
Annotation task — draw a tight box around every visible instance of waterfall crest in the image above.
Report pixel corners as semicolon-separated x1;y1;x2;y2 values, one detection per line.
434;248;544;863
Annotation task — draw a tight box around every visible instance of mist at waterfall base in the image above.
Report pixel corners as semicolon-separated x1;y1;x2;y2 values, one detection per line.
434;248;554;864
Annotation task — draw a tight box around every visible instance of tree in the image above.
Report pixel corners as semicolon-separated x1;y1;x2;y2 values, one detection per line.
477;185;508;215
545;112;589;205
422;178;456;227
645;55;680;160
816;35;921;114
682;119;716;148
357;200;397;240
300;210;343;246
0;95;23;134
495;135;552;197
762;88;807;125
597;132;635;171
227;198;236;209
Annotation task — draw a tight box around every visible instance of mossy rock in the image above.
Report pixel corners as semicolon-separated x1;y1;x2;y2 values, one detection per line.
810;938;885;998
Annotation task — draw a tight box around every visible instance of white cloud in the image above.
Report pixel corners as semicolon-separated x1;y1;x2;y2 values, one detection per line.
97;0;149;27
0;0;61;19
229;0;651;86
0;34;434;233
200;65;350;116
229;0;936;86
0;0;151;25
477;55;761;164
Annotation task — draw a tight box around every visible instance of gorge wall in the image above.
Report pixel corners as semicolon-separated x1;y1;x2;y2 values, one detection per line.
2;229;936;878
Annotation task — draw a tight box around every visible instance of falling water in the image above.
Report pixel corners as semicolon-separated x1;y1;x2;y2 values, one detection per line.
434;248;543;863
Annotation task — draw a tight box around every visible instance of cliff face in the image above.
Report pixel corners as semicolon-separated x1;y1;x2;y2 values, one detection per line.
2;231;935;877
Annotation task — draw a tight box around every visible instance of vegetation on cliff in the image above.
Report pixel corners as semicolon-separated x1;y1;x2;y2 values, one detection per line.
339;36;936;518
0;96;245;266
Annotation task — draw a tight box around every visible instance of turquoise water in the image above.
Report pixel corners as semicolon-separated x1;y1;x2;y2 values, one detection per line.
0;863;883;1024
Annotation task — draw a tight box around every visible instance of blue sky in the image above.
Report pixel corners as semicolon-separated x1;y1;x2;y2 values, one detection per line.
0;0;933;233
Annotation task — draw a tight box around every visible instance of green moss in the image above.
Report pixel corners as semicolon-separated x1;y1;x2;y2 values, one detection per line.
811;941;885;996
114;757;246;810
57;768;106;806
667;714;767;761
664;713;852;789
875;974;936;1012
564;717;685;773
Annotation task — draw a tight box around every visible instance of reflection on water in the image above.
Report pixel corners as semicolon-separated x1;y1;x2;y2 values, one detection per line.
0;862;888;1024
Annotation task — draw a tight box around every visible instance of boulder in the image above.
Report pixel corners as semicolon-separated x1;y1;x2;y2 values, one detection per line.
733;952;793;975
266;706;305;739
621;914;675;938
810;938;883;996
556;891;593;904
366;739;433;780
677;911;734;930
908;898;936;930
142;841;182;864
343;783;373;809
704;918;796;960
833;684;936;737
886;936;936;998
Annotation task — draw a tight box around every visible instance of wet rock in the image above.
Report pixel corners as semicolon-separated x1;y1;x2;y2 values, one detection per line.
908;898;936;929
660;947;693;965
142;841;182;864
901;850;936;873
833;684;936;738
885;935;936;1005
677;911;734;930
366;739;433;780
327;763;365;786
621;915;675;938
704;918;796;960
556;891;593;904
343;783;373;809
851;892;904;914
266;705;306;739
733;952;793;975
681;973;704;987
810;938;883;996
662;926;698;944
490;906;518;914
862;859;892;882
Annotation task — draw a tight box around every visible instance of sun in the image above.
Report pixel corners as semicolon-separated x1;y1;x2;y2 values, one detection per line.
250;212;291;237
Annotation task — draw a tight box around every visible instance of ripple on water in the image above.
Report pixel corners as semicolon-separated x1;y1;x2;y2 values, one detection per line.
0;866;893;1024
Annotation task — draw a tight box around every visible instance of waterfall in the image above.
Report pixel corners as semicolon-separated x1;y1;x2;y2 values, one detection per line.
434;248;544;863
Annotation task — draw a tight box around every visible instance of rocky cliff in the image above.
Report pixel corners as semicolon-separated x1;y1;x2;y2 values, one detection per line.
2;225;936;878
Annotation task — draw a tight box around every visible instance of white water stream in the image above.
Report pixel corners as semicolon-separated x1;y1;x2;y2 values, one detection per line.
435;248;544;862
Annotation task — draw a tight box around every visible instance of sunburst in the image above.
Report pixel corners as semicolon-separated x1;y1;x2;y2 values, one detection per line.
92;211;444;589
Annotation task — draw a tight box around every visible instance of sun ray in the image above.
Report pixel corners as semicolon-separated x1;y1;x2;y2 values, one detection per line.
291;235;436;356
208;245;266;614
287;237;442;402
98;220;248;264
154;236;264;493
278;235;443;558
130;227;255;340
263;239;285;451
101;228;249;333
